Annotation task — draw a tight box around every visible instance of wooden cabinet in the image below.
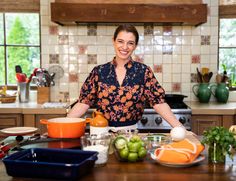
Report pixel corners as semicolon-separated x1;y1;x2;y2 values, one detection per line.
35;114;66;134
0;114;23;129
192;115;234;135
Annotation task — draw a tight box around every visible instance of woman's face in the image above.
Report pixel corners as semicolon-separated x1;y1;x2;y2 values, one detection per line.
113;31;137;61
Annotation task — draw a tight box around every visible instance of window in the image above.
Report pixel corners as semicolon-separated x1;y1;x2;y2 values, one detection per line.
0;13;40;86
219;19;236;88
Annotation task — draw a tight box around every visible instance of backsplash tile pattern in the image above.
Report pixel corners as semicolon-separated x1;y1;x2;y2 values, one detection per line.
40;0;218;102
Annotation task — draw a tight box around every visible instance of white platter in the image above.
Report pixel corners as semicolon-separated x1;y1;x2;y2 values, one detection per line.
0;127;38;136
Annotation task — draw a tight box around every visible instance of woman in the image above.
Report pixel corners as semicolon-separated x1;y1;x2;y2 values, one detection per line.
67;24;184;131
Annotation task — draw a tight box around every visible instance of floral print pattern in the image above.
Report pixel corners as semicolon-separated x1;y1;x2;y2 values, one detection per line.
79;58;165;127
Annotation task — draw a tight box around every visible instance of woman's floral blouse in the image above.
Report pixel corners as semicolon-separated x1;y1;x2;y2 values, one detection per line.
79;58;165;127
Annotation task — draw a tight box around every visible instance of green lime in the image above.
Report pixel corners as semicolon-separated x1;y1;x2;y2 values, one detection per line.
128;152;138;162
128;142;141;153
138;147;147;158
130;135;141;142
119;148;129;159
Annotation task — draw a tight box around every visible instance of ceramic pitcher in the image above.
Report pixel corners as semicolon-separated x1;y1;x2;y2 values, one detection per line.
192;83;211;103
210;83;229;103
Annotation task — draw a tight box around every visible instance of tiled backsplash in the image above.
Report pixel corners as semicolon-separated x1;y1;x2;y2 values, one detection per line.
40;0;219;103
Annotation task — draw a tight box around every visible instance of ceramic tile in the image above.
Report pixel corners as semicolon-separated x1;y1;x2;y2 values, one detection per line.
181;83;191;92
142;54;152;64
69;55;78;64
153;36;163;45
68;27;78;35
181;45;191;55
97;46;107;54
49;54;59;64
40;5;48;16
69;73;78;83
201;55;210;64
163;73;172;83
153;64;162;73
48;45;59;54
172;55;181;63
136;26;144;36
191;36;201;45
163;45;173;55
153;26;163;35
87;54;97;64
163;36;173;45
87;24;97;36
153;55;162;64
163;83;171;91
172;64;181;73
173;36;182;45
144;24;154;35
191;55;201;64
182;64;190;73
77;36;97;45
68;45;78;54
79;73;89;83
144;36;153;45
78;45;88;54
191;26;201;35
68;35;78;45
97;36;112;45
181;73;191;83
41;15;49;26
88;64;96;72
182;55;191;64
48;35;57;45
133;54;144;63
163;64;172;73
144;46;153;54
173;45;182;55
58;35;69;45
200;45;210;54
49;26;58;35
163;26;172;36
107;46;115;54
97;25;107;35
77;25;88;35
182;26;191;35
163;55;172;64
172;26;182;35
58;26;68;35
182;36;191;45
97;54;107;64
172;83;181;92
191;73;198;83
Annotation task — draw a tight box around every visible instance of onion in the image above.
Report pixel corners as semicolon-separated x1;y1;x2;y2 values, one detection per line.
170;126;186;141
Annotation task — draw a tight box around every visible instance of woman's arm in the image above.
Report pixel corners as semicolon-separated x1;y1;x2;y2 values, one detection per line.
153;103;183;128
67;102;89;118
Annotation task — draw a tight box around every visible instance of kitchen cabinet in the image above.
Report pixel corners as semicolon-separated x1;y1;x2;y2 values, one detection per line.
192;115;234;135
0;114;23;129
24;114;66;134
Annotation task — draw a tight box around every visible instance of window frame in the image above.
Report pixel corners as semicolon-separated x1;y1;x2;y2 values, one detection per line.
219;5;236;90
0;12;41;90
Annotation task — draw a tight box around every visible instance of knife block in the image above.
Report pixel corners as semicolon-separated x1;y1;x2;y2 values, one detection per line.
37;87;50;104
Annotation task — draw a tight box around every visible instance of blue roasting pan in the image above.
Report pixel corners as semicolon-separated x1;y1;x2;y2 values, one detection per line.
3;148;98;180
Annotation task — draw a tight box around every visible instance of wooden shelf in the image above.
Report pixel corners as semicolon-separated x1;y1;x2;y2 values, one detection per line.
51;3;207;26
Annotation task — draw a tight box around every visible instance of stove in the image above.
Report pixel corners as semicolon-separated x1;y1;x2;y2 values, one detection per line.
137;102;191;132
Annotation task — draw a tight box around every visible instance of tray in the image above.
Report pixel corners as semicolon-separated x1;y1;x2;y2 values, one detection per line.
3;148;98;180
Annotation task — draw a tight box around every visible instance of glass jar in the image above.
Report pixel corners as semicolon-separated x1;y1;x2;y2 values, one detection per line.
81;134;111;167
208;142;225;164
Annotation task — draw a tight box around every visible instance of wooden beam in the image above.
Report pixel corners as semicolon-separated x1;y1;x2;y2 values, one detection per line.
0;0;39;13
219;5;236;18
51;3;207;26
55;0;203;4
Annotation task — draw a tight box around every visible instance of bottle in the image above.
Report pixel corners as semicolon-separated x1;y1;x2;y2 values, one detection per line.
87;111;109;137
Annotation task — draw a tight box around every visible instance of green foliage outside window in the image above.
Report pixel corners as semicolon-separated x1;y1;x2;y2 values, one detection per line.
219;19;236;88
0;13;40;85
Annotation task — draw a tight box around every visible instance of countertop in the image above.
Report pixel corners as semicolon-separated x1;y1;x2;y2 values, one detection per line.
0;152;235;181
0;101;236;115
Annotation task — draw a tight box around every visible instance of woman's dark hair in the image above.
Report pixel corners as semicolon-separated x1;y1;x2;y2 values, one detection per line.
113;24;139;45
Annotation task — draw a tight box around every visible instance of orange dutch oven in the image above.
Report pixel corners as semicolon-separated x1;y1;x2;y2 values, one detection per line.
40;117;87;138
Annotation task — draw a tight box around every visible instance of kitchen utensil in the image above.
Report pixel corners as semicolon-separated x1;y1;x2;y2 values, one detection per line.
3;148;98;180
0;127;38;136
196;68;203;83
201;67;209;75
164;94;187;103
202;72;213;83
40;117;87;138
216;74;223;84
15;65;22;73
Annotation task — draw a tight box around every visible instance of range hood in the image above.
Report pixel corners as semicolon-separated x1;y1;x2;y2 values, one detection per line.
51;3;207;26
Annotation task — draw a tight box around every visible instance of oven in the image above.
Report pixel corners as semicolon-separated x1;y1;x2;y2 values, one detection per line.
137;94;191;132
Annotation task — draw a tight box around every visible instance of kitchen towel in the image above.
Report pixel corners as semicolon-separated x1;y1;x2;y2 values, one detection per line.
154;138;204;163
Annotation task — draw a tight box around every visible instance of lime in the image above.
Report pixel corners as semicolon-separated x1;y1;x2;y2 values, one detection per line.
128;142;141;153
138;147;147;158
128;152;138;162
130;135;141;142
119;148;129;159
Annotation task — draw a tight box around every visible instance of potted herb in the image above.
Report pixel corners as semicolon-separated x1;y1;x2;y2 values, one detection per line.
202;126;236;163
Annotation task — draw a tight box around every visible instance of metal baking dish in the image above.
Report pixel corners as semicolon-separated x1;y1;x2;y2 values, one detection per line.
3;148;98;180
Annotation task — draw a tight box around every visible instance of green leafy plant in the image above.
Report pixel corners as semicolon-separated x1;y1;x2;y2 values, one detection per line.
202;126;236;162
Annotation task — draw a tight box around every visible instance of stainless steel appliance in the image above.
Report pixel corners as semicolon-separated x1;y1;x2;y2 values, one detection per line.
137;94;191;132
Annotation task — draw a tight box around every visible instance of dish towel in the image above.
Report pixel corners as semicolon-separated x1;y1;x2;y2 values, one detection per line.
155;139;205;163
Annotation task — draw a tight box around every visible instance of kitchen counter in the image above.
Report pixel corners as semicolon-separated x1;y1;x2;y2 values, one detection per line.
0;101;236;115
0;152;235;181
